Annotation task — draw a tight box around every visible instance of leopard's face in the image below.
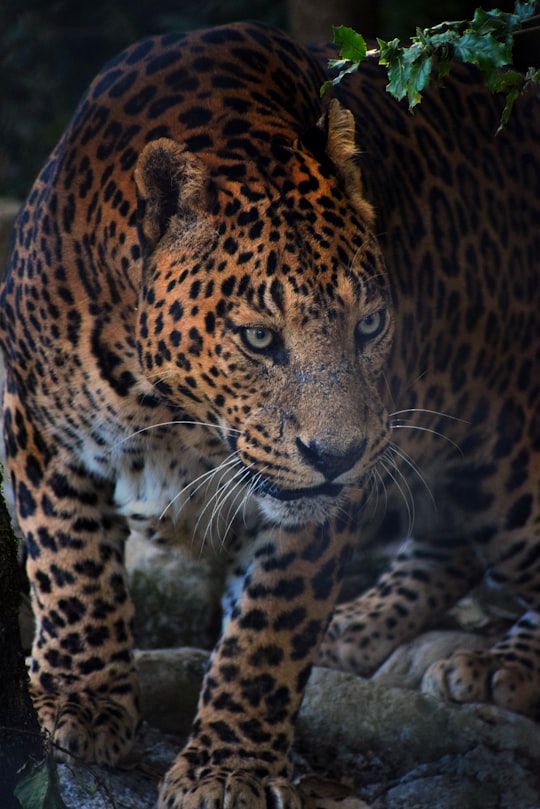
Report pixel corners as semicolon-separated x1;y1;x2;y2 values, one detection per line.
135;135;394;526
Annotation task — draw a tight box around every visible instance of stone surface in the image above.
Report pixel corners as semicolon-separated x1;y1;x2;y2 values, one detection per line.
297;667;540;808
126;532;224;651
371;629;489;689
136;647;209;736
55;649;540;808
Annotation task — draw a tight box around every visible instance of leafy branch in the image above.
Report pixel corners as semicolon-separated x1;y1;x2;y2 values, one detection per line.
321;1;540;128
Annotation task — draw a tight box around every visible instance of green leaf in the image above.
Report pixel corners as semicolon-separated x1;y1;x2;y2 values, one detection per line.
487;67;523;92
320;79;333;97
427;29;460;48
384;47;433;108
438;58;452;80
385;52;407;101
332;25;367;62
321;2;540;124
14;758;70;809
320;61;362;96
376;37;401;66
407;55;433;107
497;86;521;132
453;30;512;72
470;7;516;38
515;1;539;21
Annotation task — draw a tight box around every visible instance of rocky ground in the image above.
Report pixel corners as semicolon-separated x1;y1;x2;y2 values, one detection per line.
56;661;540;809
52;534;540;809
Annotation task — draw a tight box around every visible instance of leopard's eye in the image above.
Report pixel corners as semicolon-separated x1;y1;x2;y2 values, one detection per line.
355;309;386;347
241;326;277;352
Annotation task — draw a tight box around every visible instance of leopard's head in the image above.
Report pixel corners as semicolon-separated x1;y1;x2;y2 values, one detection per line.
134;100;394;525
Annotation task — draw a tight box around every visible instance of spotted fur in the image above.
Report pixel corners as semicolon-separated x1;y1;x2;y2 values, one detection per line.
315;48;540;719
0;19;539;809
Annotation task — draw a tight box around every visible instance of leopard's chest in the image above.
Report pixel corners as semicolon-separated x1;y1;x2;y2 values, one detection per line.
114;444;213;548
69;400;252;550
112;437;256;551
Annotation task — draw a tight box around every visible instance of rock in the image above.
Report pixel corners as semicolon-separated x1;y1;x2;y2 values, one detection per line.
296;667;540;809
371;629;489;689
58;754;159;809
126;532;224;651
135;647;209;736
297;667;540;766
381;748;540;809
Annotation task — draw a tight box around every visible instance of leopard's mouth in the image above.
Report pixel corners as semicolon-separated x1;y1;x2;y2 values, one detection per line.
246;469;353;526
254;478;343;502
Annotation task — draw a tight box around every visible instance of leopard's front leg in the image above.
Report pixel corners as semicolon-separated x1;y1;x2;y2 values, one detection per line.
158;514;355;809
317;535;483;675
10;445;139;765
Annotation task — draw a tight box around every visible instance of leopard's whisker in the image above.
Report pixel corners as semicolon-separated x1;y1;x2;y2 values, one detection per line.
366;466;385;519
378;453;415;537
219;469;261;549
197;461;253;550
241;468;269;527
159;453;242;521
212;467;257;550
391;422;464;456
387;441;437;517
390;407;468;424
116;420;241;446
209;467;249;540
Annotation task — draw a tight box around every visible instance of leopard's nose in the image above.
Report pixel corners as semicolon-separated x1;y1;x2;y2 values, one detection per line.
295;437;366;480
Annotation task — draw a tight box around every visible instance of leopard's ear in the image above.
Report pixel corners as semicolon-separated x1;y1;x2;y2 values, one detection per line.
322;99;375;226
134;138;209;252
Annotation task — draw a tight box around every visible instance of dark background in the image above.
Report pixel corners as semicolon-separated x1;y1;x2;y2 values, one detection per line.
0;0;516;198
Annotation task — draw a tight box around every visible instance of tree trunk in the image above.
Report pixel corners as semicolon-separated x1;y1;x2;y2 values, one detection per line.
0;470;44;808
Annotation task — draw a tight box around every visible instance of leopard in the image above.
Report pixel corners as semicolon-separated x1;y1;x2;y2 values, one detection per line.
0;17;539;809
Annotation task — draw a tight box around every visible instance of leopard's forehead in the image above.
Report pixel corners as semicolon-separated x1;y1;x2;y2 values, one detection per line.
154;209;386;308
147;155;388;323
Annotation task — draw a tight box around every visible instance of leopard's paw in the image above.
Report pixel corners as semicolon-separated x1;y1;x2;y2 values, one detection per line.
158;752;301;809
421;649;540;718
317;604;393;676
31;684;140;765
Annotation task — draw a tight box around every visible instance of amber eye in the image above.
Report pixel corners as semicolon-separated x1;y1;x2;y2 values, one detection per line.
355;309;386;347
241;326;277;352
